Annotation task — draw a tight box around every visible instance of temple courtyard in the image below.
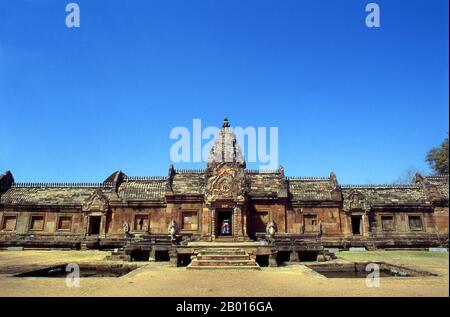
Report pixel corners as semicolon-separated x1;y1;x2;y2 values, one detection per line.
0;249;448;297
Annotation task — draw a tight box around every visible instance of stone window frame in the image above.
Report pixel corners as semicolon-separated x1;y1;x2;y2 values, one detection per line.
1;213;18;232
380;214;396;232
28;214;46;231
56;214;73;232
180;209;199;232
252;207;271;233
407;214;423;232
349;211;364;235
255;207;271;219
303;211;319;232
133;213;149;232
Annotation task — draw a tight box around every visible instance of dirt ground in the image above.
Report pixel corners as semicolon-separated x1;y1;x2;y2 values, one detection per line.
0;249;447;297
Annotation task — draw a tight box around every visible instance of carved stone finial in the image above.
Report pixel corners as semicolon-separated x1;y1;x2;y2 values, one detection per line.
166;164;176;192
412;172;425;186
278;165;285;178
0;171;14;193
222;117;230;128
329;172;338;187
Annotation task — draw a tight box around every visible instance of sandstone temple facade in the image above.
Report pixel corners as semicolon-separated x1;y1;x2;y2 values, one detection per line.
0;118;448;265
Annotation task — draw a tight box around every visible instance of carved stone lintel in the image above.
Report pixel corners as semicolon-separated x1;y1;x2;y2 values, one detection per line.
343;190;369;212
82;188;109;213
204;165;246;203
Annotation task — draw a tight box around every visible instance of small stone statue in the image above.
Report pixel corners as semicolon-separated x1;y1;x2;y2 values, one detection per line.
168;220;178;240
266;221;277;239
122;221;130;234
318;220;323;236
123;221;131;240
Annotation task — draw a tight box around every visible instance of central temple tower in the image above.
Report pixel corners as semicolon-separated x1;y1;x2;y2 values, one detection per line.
204;118;248;240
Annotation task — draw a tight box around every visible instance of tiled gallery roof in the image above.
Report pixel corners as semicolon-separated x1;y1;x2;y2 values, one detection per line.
118;179;167;201
288;176;337;201
171;172;206;195
341;186;429;207
247;171;285;197
425;174;449;200
0;184;115;206
0;168;448;207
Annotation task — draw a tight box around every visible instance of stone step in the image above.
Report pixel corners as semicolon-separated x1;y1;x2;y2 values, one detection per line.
197;255;250;261
187;247;260;270
198;249;246;255
190;259;257;267
187;265;261;270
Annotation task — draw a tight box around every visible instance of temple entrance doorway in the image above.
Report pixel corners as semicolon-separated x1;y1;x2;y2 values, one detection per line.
351;215;362;235
217;209;233;237
89;216;101;235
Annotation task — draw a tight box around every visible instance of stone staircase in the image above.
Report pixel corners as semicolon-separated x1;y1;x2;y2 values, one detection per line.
187;248;261;270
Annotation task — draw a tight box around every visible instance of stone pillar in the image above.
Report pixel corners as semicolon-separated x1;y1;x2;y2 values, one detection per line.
211;208;216;241
269;251;278;267
169;248;178;267
84;215;90;236
149;248;156;261
243;205;248;237
233;206;241;239
289;251;299;262
101;214;107;238
362;214;370;237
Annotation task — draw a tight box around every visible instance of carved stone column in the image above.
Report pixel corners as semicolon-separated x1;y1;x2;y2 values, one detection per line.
243;205;248;237
169;247;178;267
233;206;241;238
362;213;370;237
211;208;216;241
149;248;156;261
269;250;278;267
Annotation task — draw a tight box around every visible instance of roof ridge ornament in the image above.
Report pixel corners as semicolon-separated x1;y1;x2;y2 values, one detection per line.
222;117;230;128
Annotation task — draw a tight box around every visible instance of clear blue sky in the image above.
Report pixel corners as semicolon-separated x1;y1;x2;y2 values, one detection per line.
0;0;448;184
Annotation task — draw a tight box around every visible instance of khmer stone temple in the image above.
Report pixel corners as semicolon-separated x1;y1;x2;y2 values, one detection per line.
0;118;448;267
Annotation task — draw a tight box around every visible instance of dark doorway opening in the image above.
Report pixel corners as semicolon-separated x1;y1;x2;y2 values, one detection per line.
351;216;361;235
155;250;170;262
276;251;290;263
299;251;319;262
256;255;269;267
89;216;101;235
177;254;192;267
217;210;232;236
130;250;150;262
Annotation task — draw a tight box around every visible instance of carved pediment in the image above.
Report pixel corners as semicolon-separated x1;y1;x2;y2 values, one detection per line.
82;189;109;213
343;190;369;212
205;165;246;203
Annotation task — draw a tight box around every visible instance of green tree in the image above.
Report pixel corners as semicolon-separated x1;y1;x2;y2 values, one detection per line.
426;135;449;174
